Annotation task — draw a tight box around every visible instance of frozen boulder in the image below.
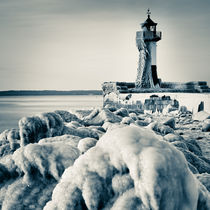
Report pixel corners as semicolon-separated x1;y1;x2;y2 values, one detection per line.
1;178;57;210
163;117;176;129
135;120;149;127
78;138;98;154
0;129;20;152
38;135;81;147
19;116;48;146
178;148;210;174
19;112;64;147
184;139;203;156
83;108;100;121
84;108;122;126
65;121;83;129
163;133;184;143
104;104;117;112
55;110;82;123
114;108;129;118
193;111;210;121
148;122;174;135
202;119;210;132
102;122;122;131
38;112;64;137
128;113;138;121
62;126;99;139
171;141;188;151
196;173;210;192
0;163;11;182
179;106;188;113
196;181;210;210
121;117;135;125
44;126;199;210
13;142;80;182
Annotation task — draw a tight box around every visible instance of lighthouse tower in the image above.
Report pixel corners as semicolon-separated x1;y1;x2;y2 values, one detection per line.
136;9;162;88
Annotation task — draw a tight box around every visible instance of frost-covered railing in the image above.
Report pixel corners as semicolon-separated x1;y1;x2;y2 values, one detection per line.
136;31;162;42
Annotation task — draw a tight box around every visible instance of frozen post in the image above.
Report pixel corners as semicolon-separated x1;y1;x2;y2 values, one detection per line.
136;9;162;88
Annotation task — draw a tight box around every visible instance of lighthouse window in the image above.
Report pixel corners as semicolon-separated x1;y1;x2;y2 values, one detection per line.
150;26;155;31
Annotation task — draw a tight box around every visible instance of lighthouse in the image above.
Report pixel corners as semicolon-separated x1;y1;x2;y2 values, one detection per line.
136;9;162;89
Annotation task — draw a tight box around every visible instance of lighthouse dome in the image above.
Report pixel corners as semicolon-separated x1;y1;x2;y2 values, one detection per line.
141;17;157;28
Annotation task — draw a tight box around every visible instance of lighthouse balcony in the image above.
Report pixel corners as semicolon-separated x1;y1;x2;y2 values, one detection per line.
136;31;162;42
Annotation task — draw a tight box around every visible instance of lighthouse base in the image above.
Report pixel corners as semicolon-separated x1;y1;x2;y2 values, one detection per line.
102;81;210;113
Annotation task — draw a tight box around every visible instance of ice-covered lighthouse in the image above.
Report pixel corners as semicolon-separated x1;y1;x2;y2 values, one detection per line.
136;9;162;89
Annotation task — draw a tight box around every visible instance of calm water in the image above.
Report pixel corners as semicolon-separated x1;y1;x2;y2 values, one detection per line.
0;95;103;133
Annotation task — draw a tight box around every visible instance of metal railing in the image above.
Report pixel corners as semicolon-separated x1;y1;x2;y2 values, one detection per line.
136;31;162;41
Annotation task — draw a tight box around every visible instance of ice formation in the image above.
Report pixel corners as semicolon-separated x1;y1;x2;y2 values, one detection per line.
0;107;209;209
136;34;155;89
0;129;20;156
45;126;199;210
19;112;64;147
13;142;80;182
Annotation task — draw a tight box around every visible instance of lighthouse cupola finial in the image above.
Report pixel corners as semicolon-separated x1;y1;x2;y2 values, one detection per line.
147;8;151;18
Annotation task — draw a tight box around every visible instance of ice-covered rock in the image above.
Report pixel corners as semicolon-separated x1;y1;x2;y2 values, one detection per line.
0;129;20;154
196;181;210;209
19;112;64;147
178;148;210;174
84;108;122;126
1;178;57;210
193;111;210;121
45;126;199;210
196;173;210;192
65;121;83;129
13;142;80;182
102;122;122;131
55;110;82;123
83;108;100;121
114;108;129;118
148;122;174;135
163;117;176;129
179;106;188;113
163;133;184;143
121;117;135;125
38;135;81;147
184;139;203;156
202;119;210;132
171;141;189;150
78;138;98;154
135;120;149;127
104;104;117;112
62;126;99;139
128;113;138;121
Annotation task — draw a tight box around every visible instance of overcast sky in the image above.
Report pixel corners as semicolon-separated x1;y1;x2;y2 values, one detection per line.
0;0;210;90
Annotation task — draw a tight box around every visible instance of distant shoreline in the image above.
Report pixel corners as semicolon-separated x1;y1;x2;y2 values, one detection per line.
0;90;102;96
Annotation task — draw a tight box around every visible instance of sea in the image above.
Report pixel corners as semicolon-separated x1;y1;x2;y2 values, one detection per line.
0;95;103;133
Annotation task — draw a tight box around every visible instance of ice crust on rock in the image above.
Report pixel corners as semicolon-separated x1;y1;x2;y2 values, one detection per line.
193;111;210;121
13;142;80;182
84;108;122;126
55;110;82;123
0;107;210;209
0;129;20;156
62;126;99;139
78;137;98;154
38;134;82;147
45;126;199;210
19;112;64;147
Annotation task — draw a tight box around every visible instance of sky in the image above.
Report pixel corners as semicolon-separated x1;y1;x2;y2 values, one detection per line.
0;0;210;90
